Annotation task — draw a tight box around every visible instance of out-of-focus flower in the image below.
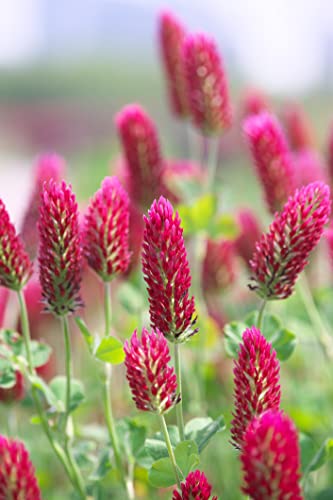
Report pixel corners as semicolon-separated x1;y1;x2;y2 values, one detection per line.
183;33;232;135
293;149;328;188
83;176;131;281
241;410;302;500
243;112;295;214
327;123;333;185
282;103;314;152
0;370;25;404
172;470;218;500
124;328;180;414
142;197;197;343
38;180;83;316
202;238;237;295
250;182;331;300
159;10;189;118
0;288;9;327
0;435;41;499
0;200;32;291
235;209;262;269
231;327;280;450
241;88;269;117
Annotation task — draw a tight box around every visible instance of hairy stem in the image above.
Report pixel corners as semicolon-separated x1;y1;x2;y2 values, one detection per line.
174;343;185;441
159;414;181;489
257;300;267;330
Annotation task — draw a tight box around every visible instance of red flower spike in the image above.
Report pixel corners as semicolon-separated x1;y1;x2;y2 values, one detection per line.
202;238;237;295
172;470;218;500
0;200;32;291
124;328;180;414
283;103;314;152
243;112;295;214
142;196;197;343
83;176;131;281
0;370;25;404
231;327;281;450
250;182;331;300
183;32;232;135
235;209;262;269
0;435;41;499
38;180;83;316
115;104;164;208
159;10;189;118
241;410;303;500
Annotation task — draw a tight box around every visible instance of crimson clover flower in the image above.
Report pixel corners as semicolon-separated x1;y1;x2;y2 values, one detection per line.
172;470;218;500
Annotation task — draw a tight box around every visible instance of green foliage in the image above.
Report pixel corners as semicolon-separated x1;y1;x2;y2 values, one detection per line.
94;337;125;364
184;416;226;453
49;376;85;413
300;433;333;478
118;282;144;315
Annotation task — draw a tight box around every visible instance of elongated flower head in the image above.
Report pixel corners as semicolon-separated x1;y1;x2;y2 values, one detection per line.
202;238;237;294
38;180;83;315
142;197;197;343
250;182;331;300
0;200;32;291
327;123;333;185
235;209;262;269
293;149;327;188
183;33;232;135
115;104;164;208
243;112;295;214
241;410;302;500
172;470;218;500
231;327;281;450
283;103;314;152
0;435;41;499
159;10;189;118
83;176;131;281
124;328;180;414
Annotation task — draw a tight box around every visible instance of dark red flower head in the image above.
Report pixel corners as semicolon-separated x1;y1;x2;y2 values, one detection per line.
283;102;314;152
202;238;237;295
235;209;262;269
142;196;197;343
250;182;331;300
231;327;281;450
124;328;180;414
183;32;232;135
172;470;218;500
38;180;83;316
241;410;302;500
115;104;164;208
159;10;189;118
0;435;41;499
243;112;295;214
83;176;131;281
0;200;32;291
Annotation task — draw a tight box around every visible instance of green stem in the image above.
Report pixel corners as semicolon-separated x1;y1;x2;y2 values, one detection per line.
257;300;267;330
207;137;221;192
174;344;185;441
104;282;112;337
159;414;181;489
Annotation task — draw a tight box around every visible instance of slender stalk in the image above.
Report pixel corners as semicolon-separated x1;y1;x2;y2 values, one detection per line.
207;137;221;192
159;414;181;489
174;344;185;441
104;282;112;336
257;300;267;330
200;134;209;171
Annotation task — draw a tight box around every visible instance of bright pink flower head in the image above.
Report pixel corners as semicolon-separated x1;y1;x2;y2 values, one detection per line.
0;435;41;499
283;103;314;152
241;88;269;117
250;182;331;300
231;327;281;450
241;410;302;500
0;370;25;404
142;197;197;343
124;328;180;414
159;10;189;118
21;153;66;260
235;209;262;269
38;180;83;316
202;238;237;294
0;200;32;291
293;149;328;188
115;104;164;208
327;123;333;184
172;470;218;500
83;176;131;281
183;33;232;135
243;112;295;214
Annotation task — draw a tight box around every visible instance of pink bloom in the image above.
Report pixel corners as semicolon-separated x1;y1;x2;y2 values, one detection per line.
124;328;180;414
241;88;269;117
0;435;41;499
83;176;131;281
231;327;280;450
183;33;232;135
0;370;25;404
241;410;302;500
202;238;237;294
172;470;218;500
293;149;328;188
235;209;262;269
38;180;83;315
0;200;32;291
283;103;314;152
142;197;197;343
250;182;331;300
159;11;189;118
243;112;295;214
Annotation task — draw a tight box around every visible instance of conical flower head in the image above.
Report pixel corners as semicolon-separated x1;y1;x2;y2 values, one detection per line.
83;176;131;281
202;238;237;294
172;470;218;500
0;200;32;291
250;182;331;300
231;327;281;450
235;209;262;269
38;180;83;316
159;10;189;118
183;33;232;135
124;328;180;414
115;104;164;208
0;435;41;499
283;103;314;152
243;112;295;214
142;196;197;343
241;410;302;500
